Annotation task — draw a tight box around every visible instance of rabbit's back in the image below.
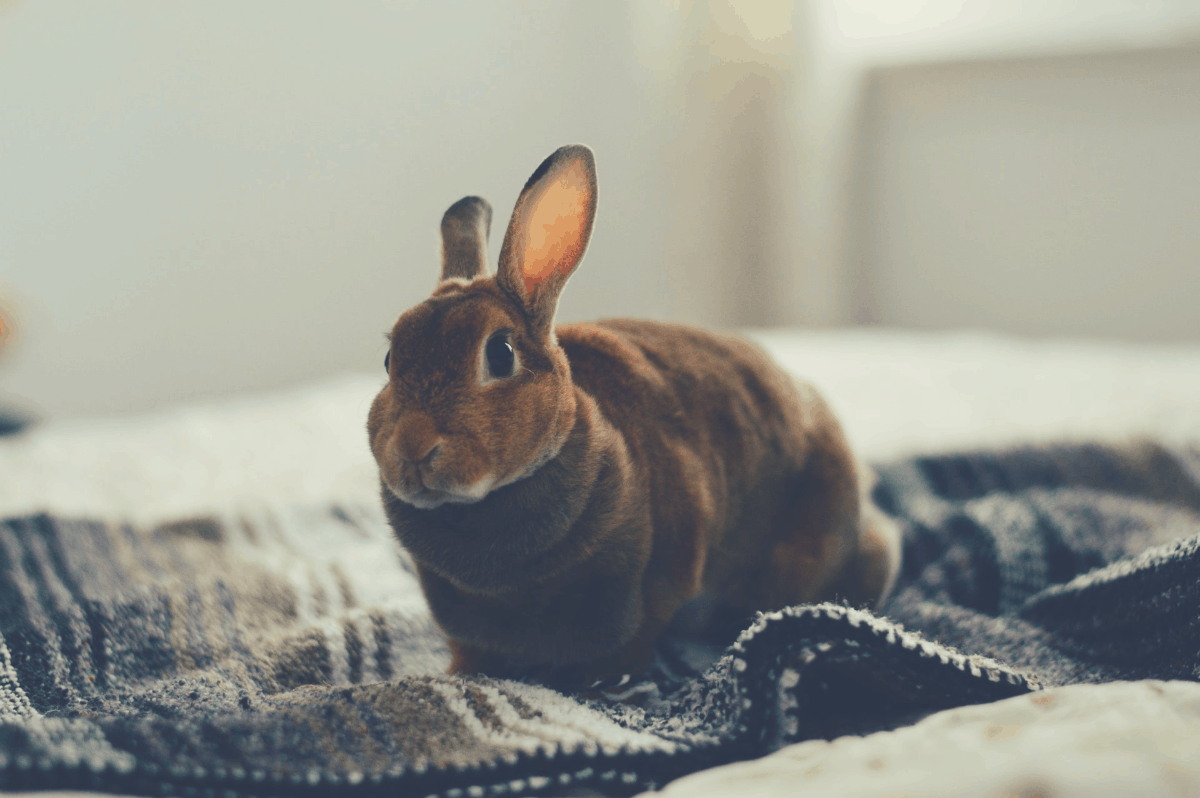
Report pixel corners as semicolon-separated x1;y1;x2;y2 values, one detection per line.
557;319;854;609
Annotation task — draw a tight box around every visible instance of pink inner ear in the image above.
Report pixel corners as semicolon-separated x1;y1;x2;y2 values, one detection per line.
522;169;591;294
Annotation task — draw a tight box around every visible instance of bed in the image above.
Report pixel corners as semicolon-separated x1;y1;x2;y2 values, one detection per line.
1;328;1198;797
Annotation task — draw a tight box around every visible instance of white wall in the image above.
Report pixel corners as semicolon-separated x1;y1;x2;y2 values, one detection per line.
2;1;824;420
0;2;692;419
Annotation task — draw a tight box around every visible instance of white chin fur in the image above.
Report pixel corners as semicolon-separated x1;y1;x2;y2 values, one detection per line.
387;474;496;510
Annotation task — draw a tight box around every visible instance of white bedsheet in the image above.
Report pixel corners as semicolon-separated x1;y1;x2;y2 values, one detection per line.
2;327;1200;797
7;326;1200;520
4;328;1200;522
650;679;1200;798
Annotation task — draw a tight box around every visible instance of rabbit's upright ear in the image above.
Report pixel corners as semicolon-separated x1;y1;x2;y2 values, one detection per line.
496;145;597;334
440;196;493;282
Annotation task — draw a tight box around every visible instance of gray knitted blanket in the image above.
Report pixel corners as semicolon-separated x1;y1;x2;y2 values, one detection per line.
1;440;1198;796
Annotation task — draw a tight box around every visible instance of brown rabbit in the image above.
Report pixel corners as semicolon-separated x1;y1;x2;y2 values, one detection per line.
367;145;900;685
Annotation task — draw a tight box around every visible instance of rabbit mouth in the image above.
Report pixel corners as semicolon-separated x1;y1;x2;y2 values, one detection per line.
385;474;496;510
388;483;453;510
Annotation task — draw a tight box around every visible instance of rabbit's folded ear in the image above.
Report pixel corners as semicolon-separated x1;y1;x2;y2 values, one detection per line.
496;145;597;334
440;196;493;282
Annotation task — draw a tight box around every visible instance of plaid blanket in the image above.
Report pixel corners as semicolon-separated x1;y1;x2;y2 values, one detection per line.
0;440;1197;796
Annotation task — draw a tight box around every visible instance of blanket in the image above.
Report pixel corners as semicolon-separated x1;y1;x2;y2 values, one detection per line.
0;440;1198;797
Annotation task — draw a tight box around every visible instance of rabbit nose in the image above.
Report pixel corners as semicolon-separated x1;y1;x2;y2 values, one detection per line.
409;441;441;466
395;413;443;465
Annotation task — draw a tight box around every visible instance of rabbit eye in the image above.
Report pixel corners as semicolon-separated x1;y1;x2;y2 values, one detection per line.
485;333;515;379
384;351;390;374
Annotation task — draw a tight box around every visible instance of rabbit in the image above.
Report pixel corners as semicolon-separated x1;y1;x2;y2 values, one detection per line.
367;144;901;686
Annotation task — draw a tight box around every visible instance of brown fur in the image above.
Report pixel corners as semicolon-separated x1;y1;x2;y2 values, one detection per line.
367;145;900;684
